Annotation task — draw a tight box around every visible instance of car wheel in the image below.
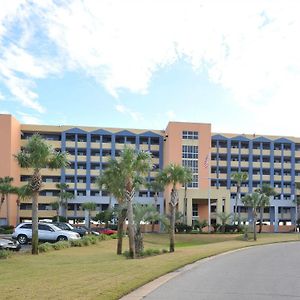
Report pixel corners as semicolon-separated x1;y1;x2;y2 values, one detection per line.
57;235;68;242
17;234;28;245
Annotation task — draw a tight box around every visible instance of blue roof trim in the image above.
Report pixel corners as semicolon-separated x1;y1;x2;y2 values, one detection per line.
274;137;293;144
252;136;272;143
231;135;251;142
115;130;137;136
139;131;163;138
64;128;87;134
90;129;112;135
212;134;228;140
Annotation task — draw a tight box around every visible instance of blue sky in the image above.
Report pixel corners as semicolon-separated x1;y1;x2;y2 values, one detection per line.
1;1;300;135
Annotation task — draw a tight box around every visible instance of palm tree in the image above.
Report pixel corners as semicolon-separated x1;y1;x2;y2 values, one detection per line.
97;159;127;255
51;201;60;222
120;148;152;259
82;202;97;230
242;192;269;241
56;183;74;221
146;179;164;232
231;172;248;225
0;176;14;225
133;203;158;255
255;184;276;233
13;184;32;225
157;164;190;252
216;212;232;233
14;134;69;255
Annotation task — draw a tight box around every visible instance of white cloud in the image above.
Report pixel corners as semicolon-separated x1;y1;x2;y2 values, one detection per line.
1;0;300;134
0;91;4;100
115;104;143;122
17;111;42;124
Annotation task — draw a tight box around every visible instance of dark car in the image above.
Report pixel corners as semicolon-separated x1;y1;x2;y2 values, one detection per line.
0;238;21;251
72;225;100;236
53;222;89;237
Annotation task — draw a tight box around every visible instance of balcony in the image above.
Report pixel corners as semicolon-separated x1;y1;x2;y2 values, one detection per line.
230;148;239;155
139;144;149;151
262;162;270;168
77;169;86;176
274;149;282;156
252;162;261;168
21;168;61;176
66;141;76;148
19;210;56;218
262;149;270;155
240;148;249;155
77;183;86;190
240;161;249;168
90;170;100;176
231;161;239;168
252;149;260;155
283;163;291;169
91;156;100;163
150;144;160;151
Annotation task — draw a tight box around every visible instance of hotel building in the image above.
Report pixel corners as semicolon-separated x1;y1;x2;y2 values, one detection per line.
0;114;298;232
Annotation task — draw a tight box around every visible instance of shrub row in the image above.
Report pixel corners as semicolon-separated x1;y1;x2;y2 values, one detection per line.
0;249;12;259
0;225;14;234
38;234;112;253
123;248;168;258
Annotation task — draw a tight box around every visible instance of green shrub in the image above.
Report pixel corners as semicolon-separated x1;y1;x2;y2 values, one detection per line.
0;225;14;234
70;239;84;247
81;236;91;246
110;233;118;239
0;249;12;259
161;249;168;254
108;224;118;230
83;235;98;244
122;250;130;258
98;234;111;241
38;242;54;253
144;248;160;256
175;223;193;233
52;241;70;250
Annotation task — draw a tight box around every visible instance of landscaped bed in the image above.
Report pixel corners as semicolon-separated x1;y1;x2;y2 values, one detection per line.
0;233;299;300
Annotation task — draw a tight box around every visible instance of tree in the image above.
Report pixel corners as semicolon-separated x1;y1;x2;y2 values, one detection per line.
157;164;190;252
242;192;269;241
120;148;152;259
216;212;232;233
97;159;127;255
0;176;14;225
14;134;69;255
231;172;248;225
82;202;97;230
56;183;74;221
255;184;276;233
146;179;164;232
51;201;60;222
13;184;32;225
133;203;159;255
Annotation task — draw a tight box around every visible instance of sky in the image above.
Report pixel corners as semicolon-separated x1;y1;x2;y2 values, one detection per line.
0;0;300;136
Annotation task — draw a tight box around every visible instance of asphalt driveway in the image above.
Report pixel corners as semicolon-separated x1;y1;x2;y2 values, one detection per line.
144;242;300;300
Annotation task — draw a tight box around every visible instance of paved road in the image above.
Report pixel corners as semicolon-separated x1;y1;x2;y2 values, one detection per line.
144;242;300;300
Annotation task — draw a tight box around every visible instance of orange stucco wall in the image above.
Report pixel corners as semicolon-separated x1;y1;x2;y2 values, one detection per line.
0;115;21;226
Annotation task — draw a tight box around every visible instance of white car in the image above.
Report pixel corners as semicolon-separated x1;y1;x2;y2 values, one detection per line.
12;222;81;245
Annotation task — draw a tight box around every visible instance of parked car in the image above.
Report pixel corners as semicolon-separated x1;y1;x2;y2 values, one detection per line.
12;223;81;245
53;222;89;237
93;228;117;235
72;225;100;236
0;239;21;251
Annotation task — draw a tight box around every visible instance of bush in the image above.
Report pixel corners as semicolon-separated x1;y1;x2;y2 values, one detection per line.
123;248;165;258
162;249;168;254
0;225;14;234
98;234;111;241
52;241;70;250
38;243;54;253
83;235;98;245
175;223;193;233
70;239;84;247
110;233;118;239
0;249;12;259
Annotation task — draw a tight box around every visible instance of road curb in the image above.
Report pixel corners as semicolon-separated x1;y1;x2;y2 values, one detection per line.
119;241;300;300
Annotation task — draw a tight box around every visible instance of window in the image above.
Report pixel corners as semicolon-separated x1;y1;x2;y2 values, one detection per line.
182;145;198;159
182;131;198;140
21;224;32;229
38;224;52;231
192;204;198;217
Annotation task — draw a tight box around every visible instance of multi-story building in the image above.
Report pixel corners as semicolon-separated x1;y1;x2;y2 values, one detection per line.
0;114;298;232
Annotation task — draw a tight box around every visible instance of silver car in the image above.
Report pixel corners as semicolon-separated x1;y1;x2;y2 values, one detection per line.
12;223;81;245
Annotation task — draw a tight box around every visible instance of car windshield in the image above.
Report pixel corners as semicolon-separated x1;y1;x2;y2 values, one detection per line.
51;224;63;231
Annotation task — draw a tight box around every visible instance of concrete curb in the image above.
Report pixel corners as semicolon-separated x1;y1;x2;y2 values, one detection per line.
119;241;300;300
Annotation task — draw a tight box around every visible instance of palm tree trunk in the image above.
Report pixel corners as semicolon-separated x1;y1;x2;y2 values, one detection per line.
6;195;10;226
117;209;126;255
88;211;91;230
169;188;177;253
253;209;257;241
234;185;240;225
135;225;143;255
16;199;20;225
259;206;263;233
32;191;39;255
170;202;176;252
126;188;136;258
152;192;158;232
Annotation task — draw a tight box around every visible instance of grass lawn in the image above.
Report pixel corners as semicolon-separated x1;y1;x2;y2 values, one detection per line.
0;233;299;300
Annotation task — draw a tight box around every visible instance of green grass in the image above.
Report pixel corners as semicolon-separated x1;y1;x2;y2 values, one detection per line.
0;233;299;300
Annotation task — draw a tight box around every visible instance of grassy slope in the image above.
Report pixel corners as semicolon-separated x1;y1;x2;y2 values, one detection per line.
0;234;299;300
